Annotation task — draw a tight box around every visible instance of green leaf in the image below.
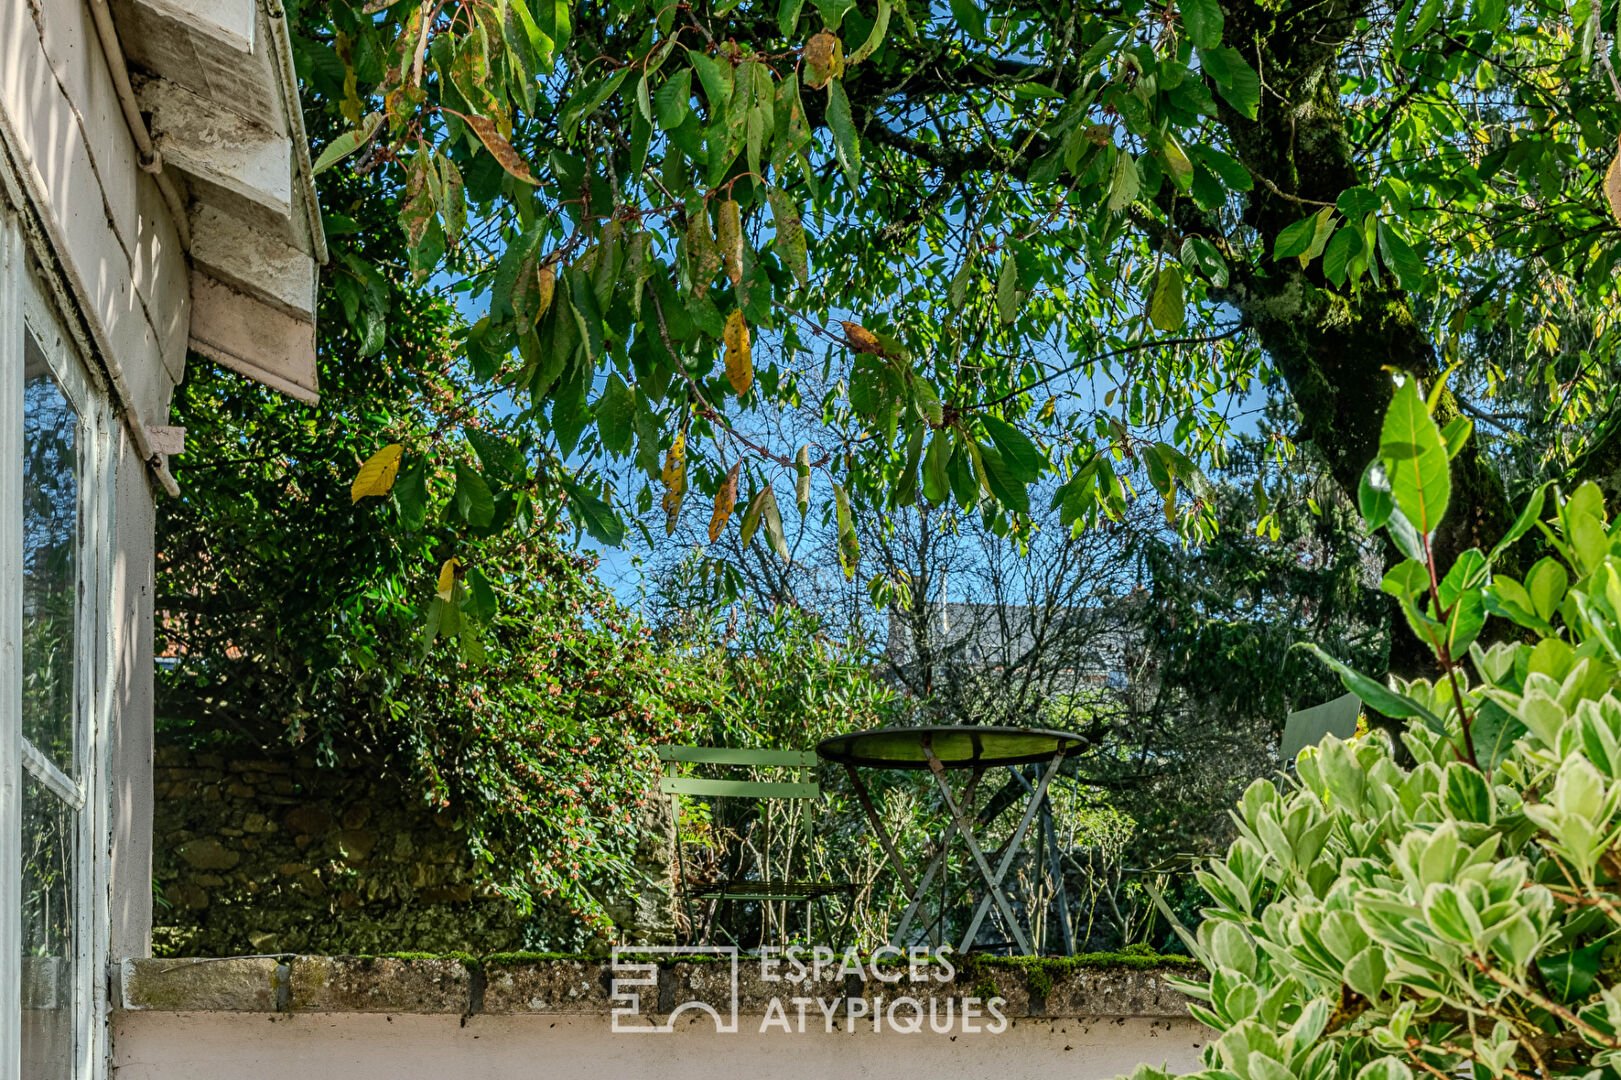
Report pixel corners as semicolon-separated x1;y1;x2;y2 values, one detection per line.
1145;444;1173;496
1180;0;1224;48
816;0;858;29
1191;145;1251;191
1299;644;1446;734
777;0;806;35
312;113;382;174
923;430;952;504
834;482;860;578
978;443;1031;514
1107;150;1140;211
767;186;809;285
1149;265;1186;332
761;485;788;561
896;424;924;507
465;426;524;482
1379;377;1451;537
948;438;979;510
826;79;862;186
1377;221;1425;289
1345;471;1379;527
1380;558;1429;599
1538;941;1606;1004
1180;235;1229;286
395;458;429;531
1274;212;1322;260
594;374;637;456
509;0;556;75
453;462;496;527
1526;556;1569;622
464;565;499;621
981;416;1044;483
1322;225;1364;286
560;475;625;545
1484;577;1551;633
848;0;891;65
687;49;733;113
561;69;630;139
1161;134;1195;192
1471;699;1528;769
1197;47;1259;119
911;377;943;426
1300;207;1337;264
997;253;1020;324
1337;186;1381;219
948;0;986;38
1446;590;1486;655
655;68;693;130
1489;482;1549;563
1437;547;1487;608
741;483;766;545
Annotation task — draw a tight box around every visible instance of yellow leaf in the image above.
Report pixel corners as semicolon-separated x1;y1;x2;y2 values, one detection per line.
842;321;882;354
436;557;460;600
709;463;740;543
662;431;686;492
724;310;753;396
718;199;744;286
834;482;859;578
536;263;556;321
803;31;844;89
741;485;767;546
662;432;687;535
464;114;537;184
351;443;404;503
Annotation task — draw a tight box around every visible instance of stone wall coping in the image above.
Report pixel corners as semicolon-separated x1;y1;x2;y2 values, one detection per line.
117;955;1202;1020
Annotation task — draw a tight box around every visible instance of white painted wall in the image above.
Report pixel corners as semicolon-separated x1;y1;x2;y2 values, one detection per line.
0;0;192;418
111;1012;1210;1080
1;0;188;972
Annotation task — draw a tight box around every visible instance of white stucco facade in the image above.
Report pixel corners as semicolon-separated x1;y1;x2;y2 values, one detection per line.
1;1;322;1078
111;1012;1209;1080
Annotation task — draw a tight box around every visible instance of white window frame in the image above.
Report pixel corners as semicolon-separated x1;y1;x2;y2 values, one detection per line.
0;202;116;1080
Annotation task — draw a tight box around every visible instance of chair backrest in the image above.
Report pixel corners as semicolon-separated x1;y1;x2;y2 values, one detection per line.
657;746;820;799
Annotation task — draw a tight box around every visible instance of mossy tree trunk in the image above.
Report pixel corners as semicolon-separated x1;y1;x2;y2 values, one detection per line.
1207;0;1516;678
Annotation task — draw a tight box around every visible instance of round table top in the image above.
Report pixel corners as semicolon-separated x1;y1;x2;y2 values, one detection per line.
816;725;1087;770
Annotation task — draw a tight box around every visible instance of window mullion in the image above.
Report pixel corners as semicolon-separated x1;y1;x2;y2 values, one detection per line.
17;743;81;814
1;208;27;1080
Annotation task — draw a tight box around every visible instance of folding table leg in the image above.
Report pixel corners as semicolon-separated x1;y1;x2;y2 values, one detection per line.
958;751;1067;954
843;764;920;901
842;763;944;949
923;749;1032;955
889;765;985;948
889;826;953;948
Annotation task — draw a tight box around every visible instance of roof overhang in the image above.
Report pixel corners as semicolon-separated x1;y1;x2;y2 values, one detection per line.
114;0;326;402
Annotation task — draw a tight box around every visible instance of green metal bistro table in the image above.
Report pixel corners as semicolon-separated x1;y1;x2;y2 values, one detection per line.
817;725;1086;956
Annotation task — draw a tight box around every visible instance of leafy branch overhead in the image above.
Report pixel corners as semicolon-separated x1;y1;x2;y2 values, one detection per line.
303;0;1621;635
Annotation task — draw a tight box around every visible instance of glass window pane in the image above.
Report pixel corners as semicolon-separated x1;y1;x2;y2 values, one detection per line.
20;769;77;1080
22;344;79;771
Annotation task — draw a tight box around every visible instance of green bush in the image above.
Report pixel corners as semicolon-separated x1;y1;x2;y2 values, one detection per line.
1138;377;1621;1080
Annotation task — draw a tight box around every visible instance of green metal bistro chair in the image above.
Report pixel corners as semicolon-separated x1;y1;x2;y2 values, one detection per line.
658;746;855;948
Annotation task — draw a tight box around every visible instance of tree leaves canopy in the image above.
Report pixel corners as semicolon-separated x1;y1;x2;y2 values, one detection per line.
293;0;1621;619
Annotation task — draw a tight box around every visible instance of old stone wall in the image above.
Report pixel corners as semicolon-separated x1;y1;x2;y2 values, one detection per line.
151;744;526;957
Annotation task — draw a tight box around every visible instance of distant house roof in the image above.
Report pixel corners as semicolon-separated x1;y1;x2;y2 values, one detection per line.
885;602;1140;684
